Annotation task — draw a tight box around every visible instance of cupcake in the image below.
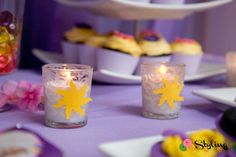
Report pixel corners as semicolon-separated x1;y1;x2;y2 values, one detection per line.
170;38;203;75
62;23;96;63
135;30;171;75
151;0;185;4
96;31;142;75
151;129;227;157
78;34;107;69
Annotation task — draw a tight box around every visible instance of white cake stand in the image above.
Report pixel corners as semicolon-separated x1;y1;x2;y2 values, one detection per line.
54;0;232;20
54;0;232;37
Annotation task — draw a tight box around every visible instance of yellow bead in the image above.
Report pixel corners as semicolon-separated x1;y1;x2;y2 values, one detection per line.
0;27;10;44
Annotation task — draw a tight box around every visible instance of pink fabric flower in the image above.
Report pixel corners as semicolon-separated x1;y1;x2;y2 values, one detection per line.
0;80;43;112
15;81;43;112
0;80;17;107
0;93;8;108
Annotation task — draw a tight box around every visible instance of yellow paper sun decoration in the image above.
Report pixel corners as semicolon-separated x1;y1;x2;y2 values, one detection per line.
54;81;92;120
153;76;184;109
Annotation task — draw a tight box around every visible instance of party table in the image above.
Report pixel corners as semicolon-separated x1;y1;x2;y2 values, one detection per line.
0;70;226;157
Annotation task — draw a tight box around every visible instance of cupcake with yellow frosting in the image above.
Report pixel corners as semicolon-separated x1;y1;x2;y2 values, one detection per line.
135;30;172;75
62;23;96;63
97;31;142;75
151;129;228;157
78;34;107;69
171;38;203;75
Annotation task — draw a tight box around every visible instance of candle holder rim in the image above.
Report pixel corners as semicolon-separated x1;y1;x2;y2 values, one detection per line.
141;62;186;68
42;63;93;72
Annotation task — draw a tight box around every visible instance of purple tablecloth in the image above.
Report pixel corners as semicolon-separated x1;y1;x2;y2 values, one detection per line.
0;70;227;157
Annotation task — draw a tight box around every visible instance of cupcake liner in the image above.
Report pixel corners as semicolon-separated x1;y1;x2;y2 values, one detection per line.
61;41;78;63
135;55;171;75
78;44;97;69
96;48;139;75
151;0;185;4
171;53;202;75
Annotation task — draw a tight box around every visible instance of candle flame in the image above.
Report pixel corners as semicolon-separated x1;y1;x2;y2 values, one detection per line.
65;71;71;80
62;65;72;80
159;65;167;74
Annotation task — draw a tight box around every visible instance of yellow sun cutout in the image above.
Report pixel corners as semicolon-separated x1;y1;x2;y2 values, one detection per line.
153;76;184;109
54;81;92;120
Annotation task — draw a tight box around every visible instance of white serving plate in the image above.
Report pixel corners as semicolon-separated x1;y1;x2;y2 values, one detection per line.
33;49;226;84
54;0;232;20
193;88;236;110
99;135;164;157
99;131;197;157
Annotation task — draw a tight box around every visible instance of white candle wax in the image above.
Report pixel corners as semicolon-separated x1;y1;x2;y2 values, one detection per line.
45;80;89;123
142;77;181;115
142;64;183;117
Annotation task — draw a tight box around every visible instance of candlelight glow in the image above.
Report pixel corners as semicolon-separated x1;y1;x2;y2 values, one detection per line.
158;65;167;74
62;65;71;80
65;71;71;80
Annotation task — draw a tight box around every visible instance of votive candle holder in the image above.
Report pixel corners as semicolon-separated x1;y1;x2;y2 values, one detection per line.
141;62;185;119
42;64;93;128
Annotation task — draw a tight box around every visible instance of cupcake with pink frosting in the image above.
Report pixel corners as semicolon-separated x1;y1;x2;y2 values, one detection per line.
170;37;203;75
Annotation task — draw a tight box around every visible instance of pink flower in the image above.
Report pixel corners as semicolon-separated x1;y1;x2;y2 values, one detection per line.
0;80;17;107
0;93;8;108
0;80;43;112
15;81;43;112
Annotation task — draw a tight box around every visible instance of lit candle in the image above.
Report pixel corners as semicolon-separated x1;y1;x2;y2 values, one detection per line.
226;52;236;87
42;64;93;128
141;62;185;119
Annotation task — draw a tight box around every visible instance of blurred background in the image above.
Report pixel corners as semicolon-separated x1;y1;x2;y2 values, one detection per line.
20;0;236;69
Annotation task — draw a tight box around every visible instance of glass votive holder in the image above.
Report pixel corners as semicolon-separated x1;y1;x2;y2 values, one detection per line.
226;52;236;87
141;62;185;119
42;64;93;129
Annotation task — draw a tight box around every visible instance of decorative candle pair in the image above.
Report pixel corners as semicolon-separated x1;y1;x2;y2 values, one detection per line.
42;62;184;129
141;62;185;119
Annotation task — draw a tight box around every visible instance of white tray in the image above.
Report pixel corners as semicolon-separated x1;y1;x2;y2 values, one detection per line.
99;130;196;157
54;0;232;20
99;135;164;157
33;49;226;84
193;88;236;110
